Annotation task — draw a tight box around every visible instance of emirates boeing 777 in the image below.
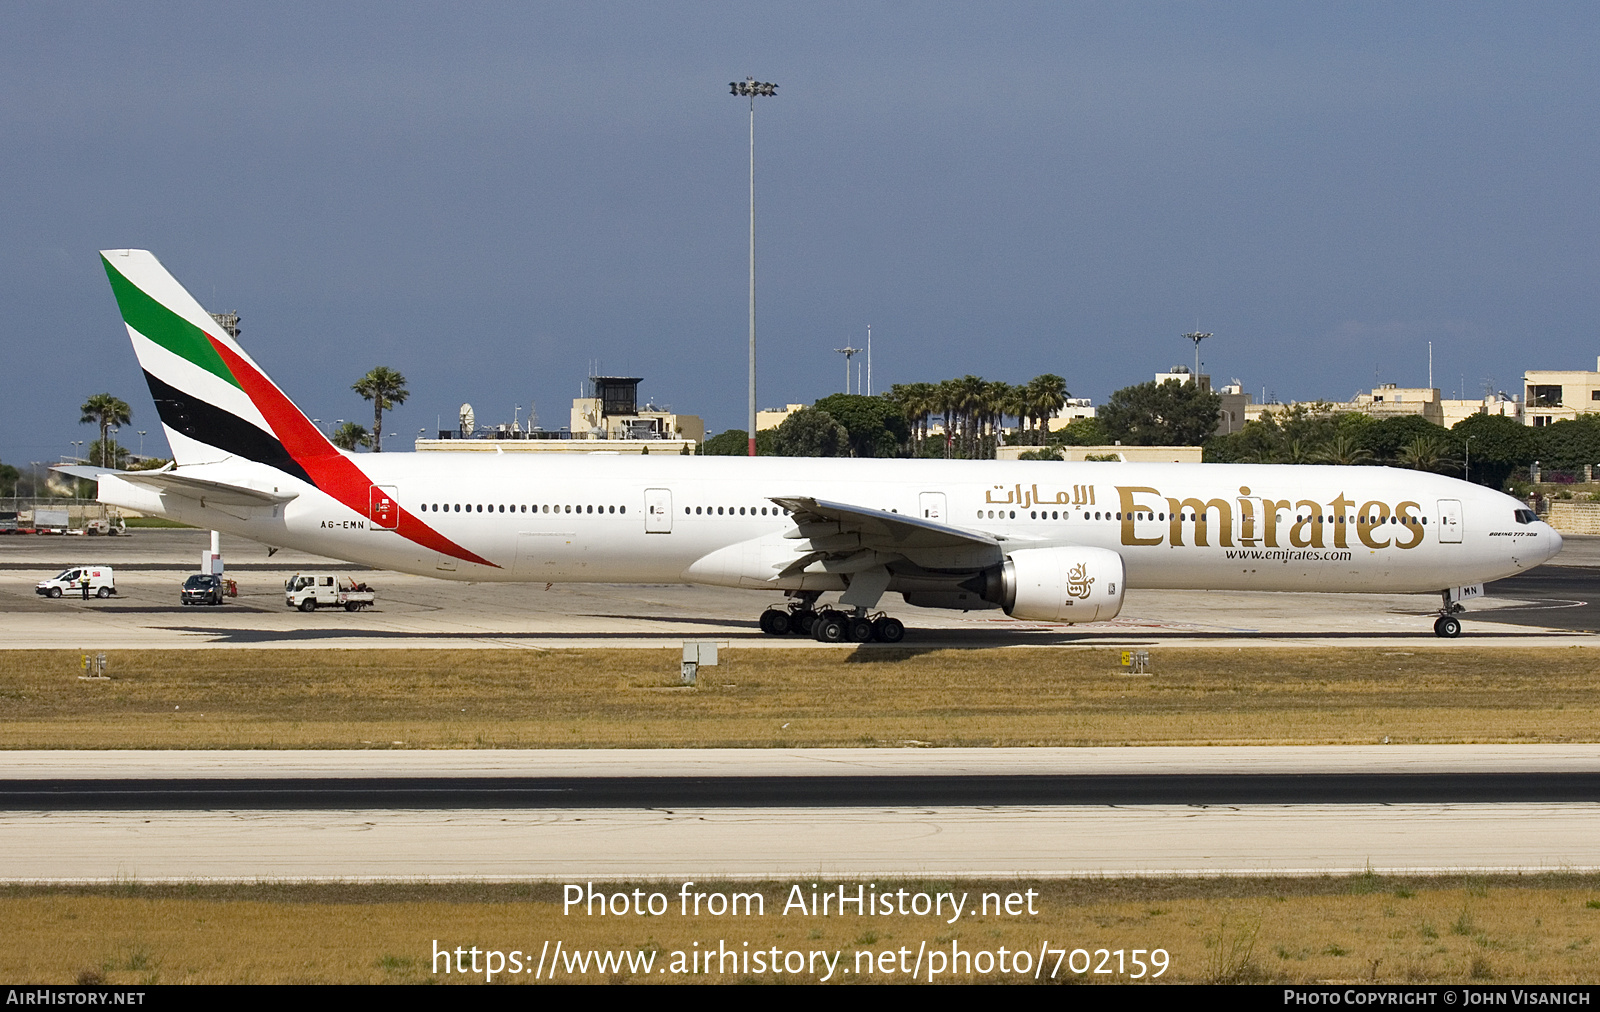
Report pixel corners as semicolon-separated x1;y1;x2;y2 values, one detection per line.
65;249;1563;641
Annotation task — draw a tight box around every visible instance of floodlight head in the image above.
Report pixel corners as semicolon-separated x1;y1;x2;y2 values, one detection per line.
730;77;778;98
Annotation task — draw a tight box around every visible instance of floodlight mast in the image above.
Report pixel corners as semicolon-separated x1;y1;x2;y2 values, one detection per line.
835;345;862;394
730;77;777;455
1182;331;1212;381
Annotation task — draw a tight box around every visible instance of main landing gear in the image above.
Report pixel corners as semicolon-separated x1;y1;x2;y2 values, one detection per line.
759;600;905;644
1432;590;1465;638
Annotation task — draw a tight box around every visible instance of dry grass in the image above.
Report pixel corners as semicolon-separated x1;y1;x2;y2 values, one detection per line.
2;647;1599;748
3;875;1599;984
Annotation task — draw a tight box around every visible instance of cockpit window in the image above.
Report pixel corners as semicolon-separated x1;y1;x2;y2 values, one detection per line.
1513;509;1538;525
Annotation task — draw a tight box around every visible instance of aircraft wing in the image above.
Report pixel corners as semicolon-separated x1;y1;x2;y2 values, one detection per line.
770;495;1001;552
53;464;299;506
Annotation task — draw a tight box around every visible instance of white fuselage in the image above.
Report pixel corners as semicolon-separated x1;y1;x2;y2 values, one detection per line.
97;454;1562;600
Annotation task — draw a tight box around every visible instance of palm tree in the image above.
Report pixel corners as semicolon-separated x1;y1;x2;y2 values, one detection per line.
951;375;988;458
332;422;372;451
886;382;937;454
80;393;131;468
1025;374;1069;445
934;379;961;457
353;367;408;452
1312;434;1374;466
1396;435;1459;473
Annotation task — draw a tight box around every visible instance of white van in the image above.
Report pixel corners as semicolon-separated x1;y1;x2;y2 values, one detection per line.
36;566;117;599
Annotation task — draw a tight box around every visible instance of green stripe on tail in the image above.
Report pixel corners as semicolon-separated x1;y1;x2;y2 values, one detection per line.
101;255;240;389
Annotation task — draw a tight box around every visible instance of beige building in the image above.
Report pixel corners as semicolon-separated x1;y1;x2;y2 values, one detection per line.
756;403;808;431
1045;398;1097;432
1246;383;1522;430
1247;384;1443;425
1349;384;1444;425
416;377;702;454
1524;358;1600;428
996;444;1203;463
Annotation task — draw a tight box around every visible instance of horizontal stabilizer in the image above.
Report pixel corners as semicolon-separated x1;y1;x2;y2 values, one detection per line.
54;464;298;506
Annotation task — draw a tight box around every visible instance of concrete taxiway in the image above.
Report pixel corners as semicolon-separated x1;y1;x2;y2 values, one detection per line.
1;529;1595;648
5;805;1596;881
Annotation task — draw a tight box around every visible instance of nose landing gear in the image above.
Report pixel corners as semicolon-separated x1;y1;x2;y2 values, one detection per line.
1433;590;1465;638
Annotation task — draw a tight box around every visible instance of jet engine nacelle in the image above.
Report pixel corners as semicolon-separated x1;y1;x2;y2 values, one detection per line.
974;546;1126;623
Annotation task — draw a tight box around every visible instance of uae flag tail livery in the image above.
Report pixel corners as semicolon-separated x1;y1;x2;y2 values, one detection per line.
97;249;493;568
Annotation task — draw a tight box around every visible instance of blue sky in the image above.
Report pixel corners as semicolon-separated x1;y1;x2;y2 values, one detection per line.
3;3;1597;465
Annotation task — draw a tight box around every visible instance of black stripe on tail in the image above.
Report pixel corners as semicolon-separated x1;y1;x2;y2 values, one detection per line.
142;369;313;484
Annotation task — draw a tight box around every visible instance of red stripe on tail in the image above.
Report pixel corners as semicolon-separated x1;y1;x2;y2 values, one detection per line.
206;337;499;569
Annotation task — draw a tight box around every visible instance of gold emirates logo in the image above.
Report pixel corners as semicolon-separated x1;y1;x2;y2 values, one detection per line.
1065;563;1095;599
1114;485;1425;551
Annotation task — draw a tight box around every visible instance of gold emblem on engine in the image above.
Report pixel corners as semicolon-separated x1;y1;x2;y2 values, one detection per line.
1066;563;1094;600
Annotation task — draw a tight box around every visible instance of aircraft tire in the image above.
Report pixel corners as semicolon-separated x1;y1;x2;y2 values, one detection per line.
813;614;847;643
759;609;790;635
1435;615;1462;638
847;617;874;642
790;609;817;635
872;617;905;643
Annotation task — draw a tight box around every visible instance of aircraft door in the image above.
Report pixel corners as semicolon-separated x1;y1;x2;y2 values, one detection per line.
370;485;399;530
919;492;947;522
1233;496;1268;547
645;488;673;533
1437;499;1463;543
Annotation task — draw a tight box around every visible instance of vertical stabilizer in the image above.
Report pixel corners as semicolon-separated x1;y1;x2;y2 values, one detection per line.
100;249;328;480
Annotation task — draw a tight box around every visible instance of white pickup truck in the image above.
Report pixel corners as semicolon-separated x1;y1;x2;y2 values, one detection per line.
284;572;375;612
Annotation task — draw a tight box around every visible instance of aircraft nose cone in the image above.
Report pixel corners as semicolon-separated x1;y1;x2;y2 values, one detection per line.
1546;525;1565;561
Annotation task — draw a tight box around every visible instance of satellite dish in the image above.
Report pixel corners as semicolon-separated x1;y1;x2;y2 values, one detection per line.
459;403;475;436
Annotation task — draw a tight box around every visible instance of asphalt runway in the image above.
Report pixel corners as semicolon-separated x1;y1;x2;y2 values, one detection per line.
1479;565;1600;632
7;773;1600;809
1;528;1595;647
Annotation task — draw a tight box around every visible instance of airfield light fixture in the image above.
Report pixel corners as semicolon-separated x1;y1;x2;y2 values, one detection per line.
729;77;778;455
